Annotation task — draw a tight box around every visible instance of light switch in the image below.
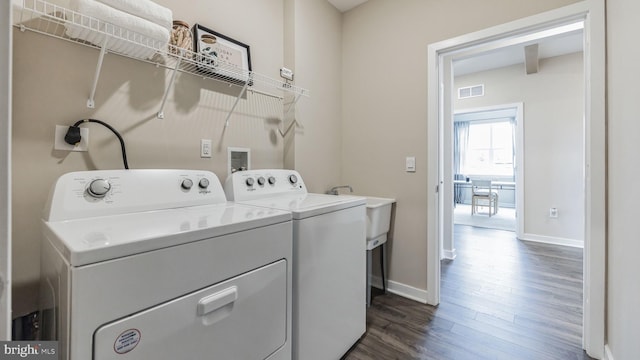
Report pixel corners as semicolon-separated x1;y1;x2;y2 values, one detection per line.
406;156;416;172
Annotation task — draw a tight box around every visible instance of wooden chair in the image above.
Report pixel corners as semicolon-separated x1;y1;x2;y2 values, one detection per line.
471;180;499;216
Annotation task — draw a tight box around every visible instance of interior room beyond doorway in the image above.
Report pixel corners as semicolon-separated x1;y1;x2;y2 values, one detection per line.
453;106;518;233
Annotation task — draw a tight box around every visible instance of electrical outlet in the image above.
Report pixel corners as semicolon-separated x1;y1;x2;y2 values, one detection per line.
54;125;89;151
549;207;558;218
200;139;212;158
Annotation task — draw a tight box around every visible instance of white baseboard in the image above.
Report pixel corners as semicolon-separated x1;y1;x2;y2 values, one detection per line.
370;275;428;304
520;233;583;248
604;344;614;360
443;248;456;260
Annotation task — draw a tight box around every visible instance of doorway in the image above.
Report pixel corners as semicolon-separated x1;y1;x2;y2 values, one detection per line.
426;1;605;358
452;104;522;233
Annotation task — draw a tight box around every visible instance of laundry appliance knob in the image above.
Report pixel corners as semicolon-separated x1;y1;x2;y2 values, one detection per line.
181;179;194;190
257;177;266;186
288;174;298;184
87;179;111;198
199;178;210;189
246;178;255;187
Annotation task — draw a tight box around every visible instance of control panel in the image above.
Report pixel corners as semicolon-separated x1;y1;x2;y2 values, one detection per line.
44;169;228;222
224;169;307;201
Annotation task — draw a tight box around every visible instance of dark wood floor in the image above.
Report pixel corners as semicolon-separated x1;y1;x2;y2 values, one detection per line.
343;225;593;360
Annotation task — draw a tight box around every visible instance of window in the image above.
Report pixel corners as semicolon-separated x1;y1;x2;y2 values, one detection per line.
462;120;513;176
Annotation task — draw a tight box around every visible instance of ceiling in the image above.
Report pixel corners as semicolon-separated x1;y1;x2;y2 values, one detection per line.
327;0;369;12
453;25;584;76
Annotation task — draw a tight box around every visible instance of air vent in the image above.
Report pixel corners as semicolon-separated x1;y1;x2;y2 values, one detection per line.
458;84;484;99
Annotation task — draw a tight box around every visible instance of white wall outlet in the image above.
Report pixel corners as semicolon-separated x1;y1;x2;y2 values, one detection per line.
406;156;416;172
549;207;558;218
54;125;89;151
200;139;212;158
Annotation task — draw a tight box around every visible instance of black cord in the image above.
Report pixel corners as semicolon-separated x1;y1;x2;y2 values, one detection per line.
68;119;129;169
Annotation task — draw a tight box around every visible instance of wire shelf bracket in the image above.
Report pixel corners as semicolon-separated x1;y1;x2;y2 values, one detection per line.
157;51;183;119
87;35;109;108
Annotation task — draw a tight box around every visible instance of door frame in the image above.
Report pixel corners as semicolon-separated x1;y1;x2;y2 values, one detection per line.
426;1;605;358
0;0;13;340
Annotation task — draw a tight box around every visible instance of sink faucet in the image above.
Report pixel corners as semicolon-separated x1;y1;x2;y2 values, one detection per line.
327;185;353;195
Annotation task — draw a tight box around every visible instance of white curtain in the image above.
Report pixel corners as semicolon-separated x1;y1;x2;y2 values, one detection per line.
453;121;470;203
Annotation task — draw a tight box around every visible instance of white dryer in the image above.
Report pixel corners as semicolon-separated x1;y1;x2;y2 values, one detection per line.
40;169;292;360
225;169;366;360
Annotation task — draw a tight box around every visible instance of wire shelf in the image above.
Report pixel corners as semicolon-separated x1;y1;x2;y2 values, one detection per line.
14;0;308;116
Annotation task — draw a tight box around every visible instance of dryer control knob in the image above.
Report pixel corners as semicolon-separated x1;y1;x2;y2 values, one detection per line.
257;177;266;186
87;178;111;198
288;174;298;184
246;178;255;187
268;176;276;185
181;179;194;190
199;178;210;189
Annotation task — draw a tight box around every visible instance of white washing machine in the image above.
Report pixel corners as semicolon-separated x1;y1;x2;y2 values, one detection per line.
225;169;366;360
39;169;293;360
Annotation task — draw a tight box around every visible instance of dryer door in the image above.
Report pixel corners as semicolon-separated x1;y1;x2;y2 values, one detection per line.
93;260;287;360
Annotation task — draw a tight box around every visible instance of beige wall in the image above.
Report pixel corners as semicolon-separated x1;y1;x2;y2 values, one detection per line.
286;0;343;193
12;0;290;317
1;0;12;339
341;0;580;292
454;53;584;243
12;0;345;319
606;0;640;358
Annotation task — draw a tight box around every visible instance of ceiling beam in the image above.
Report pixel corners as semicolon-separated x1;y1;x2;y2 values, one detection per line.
524;44;539;74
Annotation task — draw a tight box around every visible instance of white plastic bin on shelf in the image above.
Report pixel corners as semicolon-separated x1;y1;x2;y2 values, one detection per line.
365;197;395;306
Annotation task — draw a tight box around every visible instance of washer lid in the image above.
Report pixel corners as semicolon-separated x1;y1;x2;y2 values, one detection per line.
238;194;365;219
43;203;291;266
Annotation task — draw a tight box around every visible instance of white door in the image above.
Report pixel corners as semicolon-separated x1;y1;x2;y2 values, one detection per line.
0;0;12;340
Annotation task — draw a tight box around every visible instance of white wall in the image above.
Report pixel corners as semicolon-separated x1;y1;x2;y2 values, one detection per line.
454;53;584;244
606;0;640;358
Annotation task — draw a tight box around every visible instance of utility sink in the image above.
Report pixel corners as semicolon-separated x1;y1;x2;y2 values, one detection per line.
365;197;395;250
364;196;395;306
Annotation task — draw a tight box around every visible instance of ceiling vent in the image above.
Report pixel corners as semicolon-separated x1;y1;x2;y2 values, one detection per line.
458;84;484;99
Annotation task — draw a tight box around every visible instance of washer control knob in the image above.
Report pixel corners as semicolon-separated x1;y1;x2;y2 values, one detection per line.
288;174;298;184
257;177;266;186
246;177;255;187
87;178;111;198
268;176;276;185
181;179;194;190
199;178;210;189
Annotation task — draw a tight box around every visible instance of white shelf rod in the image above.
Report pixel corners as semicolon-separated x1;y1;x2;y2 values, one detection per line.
87;35;109;108
157;51;184;119
224;78;251;127
248;88;284;101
